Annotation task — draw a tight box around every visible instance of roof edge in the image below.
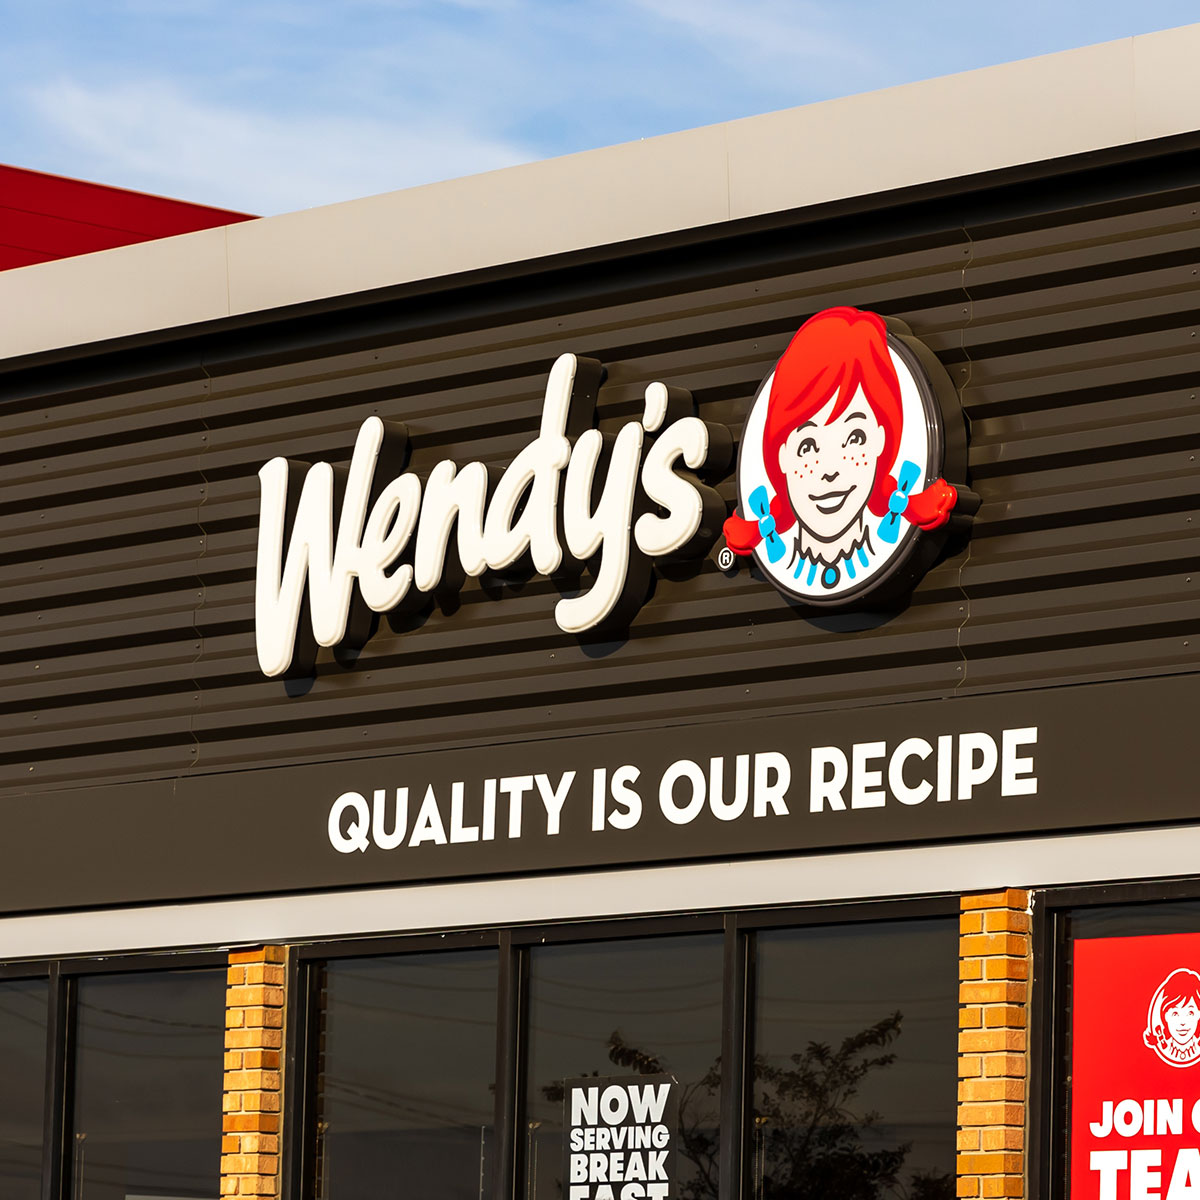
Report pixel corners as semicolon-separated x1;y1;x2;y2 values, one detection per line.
3;22;1199;363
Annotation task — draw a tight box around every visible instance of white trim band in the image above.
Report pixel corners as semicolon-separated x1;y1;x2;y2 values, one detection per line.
4;823;1198;960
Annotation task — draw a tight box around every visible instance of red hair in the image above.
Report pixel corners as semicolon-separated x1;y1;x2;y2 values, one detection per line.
724;307;955;556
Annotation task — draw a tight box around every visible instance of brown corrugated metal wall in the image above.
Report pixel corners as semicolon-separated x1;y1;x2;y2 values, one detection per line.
1;146;1198;798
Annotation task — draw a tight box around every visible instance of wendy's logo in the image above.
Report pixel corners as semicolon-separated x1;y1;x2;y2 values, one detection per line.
722;307;977;607
1145;968;1200;1068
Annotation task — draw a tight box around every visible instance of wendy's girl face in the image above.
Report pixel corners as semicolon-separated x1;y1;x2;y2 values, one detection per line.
778;387;886;544
1166;998;1200;1045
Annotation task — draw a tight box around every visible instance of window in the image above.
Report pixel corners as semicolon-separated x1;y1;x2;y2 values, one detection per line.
313;950;498;1200
524;935;723;1200
70;967;225;1200
0;978;48;1200
300;905;959;1200
752;920;957;1199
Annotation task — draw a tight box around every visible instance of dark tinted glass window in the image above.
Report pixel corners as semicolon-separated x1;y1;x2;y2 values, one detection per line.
72;968;225;1200
316;950;498;1200
524;934;723;1200
753;919;957;1200
0;979;47;1199
1070;898;1200;940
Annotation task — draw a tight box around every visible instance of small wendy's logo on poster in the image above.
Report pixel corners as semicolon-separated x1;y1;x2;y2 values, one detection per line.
722;306;975;606
1143;967;1200;1067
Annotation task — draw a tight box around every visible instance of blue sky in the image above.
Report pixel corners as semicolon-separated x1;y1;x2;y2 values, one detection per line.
2;1;1198;216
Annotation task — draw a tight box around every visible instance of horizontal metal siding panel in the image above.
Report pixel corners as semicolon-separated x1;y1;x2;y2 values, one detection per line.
954;178;1200;698
0;371;210;448
1;164;1198;792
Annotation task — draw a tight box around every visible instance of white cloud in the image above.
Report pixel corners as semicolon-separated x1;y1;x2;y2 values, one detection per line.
6;0;890;214
16;0;1188;217
627;0;874;75
24;76;535;214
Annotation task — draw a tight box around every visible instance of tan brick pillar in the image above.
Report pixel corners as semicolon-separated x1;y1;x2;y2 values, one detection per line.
222;946;287;1197
957;890;1031;1199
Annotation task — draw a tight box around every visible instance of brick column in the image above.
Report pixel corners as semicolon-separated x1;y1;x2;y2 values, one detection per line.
222;946;288;1197
957;890;1031;1199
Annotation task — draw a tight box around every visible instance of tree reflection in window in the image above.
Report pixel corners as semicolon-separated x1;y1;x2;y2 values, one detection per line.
750;1011;952;1200
545;1013;950;1200
529;920;956;1200
752;919;957;1200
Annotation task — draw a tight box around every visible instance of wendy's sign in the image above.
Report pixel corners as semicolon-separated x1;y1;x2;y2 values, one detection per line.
253;307;976;678
254;355;730;677
1071;933;1200;1199
722;307;977;605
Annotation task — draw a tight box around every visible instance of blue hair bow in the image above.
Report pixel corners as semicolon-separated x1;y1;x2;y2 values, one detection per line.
877;460;921;544
749;486;786;563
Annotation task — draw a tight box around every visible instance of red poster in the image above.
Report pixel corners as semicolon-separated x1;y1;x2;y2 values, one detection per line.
1073;933;1200;1199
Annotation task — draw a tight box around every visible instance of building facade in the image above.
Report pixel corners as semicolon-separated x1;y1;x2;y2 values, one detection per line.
2;24;1200;1200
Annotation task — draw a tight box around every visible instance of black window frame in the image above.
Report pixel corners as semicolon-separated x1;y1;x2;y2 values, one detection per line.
1029;875;1200;1200
0;949;227;1200
286;894;960;1200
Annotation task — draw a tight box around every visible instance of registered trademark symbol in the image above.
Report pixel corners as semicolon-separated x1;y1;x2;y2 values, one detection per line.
717;547;735;570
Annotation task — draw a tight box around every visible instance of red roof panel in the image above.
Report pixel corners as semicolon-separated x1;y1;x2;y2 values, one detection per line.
0;164;256;270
